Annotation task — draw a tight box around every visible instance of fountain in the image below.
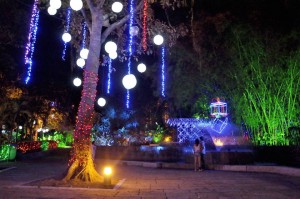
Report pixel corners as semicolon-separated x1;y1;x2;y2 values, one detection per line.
166;98;253;165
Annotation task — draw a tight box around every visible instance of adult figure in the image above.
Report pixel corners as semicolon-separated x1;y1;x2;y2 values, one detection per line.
199;136;206;170
193;138;202;171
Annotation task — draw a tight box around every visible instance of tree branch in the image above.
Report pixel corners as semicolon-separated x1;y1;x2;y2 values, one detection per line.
81;8;92;32
101;0;144;44
85;0;96;15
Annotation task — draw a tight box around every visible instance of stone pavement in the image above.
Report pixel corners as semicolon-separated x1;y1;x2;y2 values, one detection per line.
0;154;300;199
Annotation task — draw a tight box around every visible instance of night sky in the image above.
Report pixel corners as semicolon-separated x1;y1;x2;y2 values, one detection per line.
2;0;300;112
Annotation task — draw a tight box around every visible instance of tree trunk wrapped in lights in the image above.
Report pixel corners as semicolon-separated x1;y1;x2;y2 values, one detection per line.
64;2;104;181
37;0;187;183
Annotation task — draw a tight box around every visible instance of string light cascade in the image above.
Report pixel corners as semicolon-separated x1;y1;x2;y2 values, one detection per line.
107;58;112;94
69;71;98;166
24;0;40;84
142;0;148;51
125;0;135;109
62;7;72;60
81;21;87;49
161;46;166;97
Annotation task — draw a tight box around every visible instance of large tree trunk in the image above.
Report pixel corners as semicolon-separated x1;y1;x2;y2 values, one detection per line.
64;7;103;183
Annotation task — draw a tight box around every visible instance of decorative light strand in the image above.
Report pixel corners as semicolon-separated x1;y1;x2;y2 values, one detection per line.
161;46;166;97
62;7;72;60
24;0;38;64
107;58;112;94
24;0;39;84
81;21;87;49
126;0;135;109
142;0;148;51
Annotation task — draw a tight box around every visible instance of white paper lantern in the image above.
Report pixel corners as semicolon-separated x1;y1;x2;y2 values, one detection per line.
109;51;118;59
97;97;106;107
112;2;123;13
70;0;83;11
104;41;117;54
122;74;137;90
153;34;164;45
76;58;85;68
50;0;62;9
130;26;139;36
73;77;82;87
137;63;146;73
80;48;89;59
47;7;57;15
62;32;71;42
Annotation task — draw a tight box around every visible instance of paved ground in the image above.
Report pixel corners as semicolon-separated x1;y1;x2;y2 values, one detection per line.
0;154;300;199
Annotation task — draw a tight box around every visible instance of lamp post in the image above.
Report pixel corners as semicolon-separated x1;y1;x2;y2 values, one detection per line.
103;166;112;187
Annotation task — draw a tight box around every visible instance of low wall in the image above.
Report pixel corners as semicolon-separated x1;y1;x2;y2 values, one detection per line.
95;145;255;166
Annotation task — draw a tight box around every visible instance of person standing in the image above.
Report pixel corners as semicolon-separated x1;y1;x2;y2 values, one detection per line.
193;138;201;171
199;136;206;170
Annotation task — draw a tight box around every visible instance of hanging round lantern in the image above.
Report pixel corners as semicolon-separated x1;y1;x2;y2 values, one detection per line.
50;0;62;9
104;41;117;54
153;34;164;45
76;58;85;68
97;97;106;107
80;48;89;59
122;74;137;90
70;0;83;11
137;63;146;73
62;32;71;42
112;2;123;13
73;77;82;87
109;51;118;59
130;26;139;36
47;7;57;15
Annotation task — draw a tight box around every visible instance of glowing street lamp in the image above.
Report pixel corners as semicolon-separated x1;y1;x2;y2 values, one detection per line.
62;32;71;42
122;74;137;90
109;51;118;59
50;0;62;9
153;34;164;45
70;0;83;11
112;2;123;13
47;7;57;15
104;41;117;54
137;63;146;73
80;48;89;59
76;58;85;68
103;167;112;187
97;97;106;107
73;77;82;87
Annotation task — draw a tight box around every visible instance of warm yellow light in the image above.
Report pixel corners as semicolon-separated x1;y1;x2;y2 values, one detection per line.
164;136;171;142
104;167;112;176
214;138;224;146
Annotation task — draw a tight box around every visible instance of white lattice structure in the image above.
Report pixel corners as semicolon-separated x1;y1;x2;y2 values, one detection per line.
211;117;228;134
167;118;212;143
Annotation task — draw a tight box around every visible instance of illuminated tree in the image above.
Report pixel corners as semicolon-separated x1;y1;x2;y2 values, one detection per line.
36;0;188;183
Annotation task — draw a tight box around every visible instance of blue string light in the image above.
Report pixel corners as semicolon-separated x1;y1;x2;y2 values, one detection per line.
107;58;112;94
81;21;87;49
126;0;135;109
161;46;166;97
24;0;39;84
62;7;72;61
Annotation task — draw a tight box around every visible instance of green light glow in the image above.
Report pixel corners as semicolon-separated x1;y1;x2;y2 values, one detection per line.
231;34;300;146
